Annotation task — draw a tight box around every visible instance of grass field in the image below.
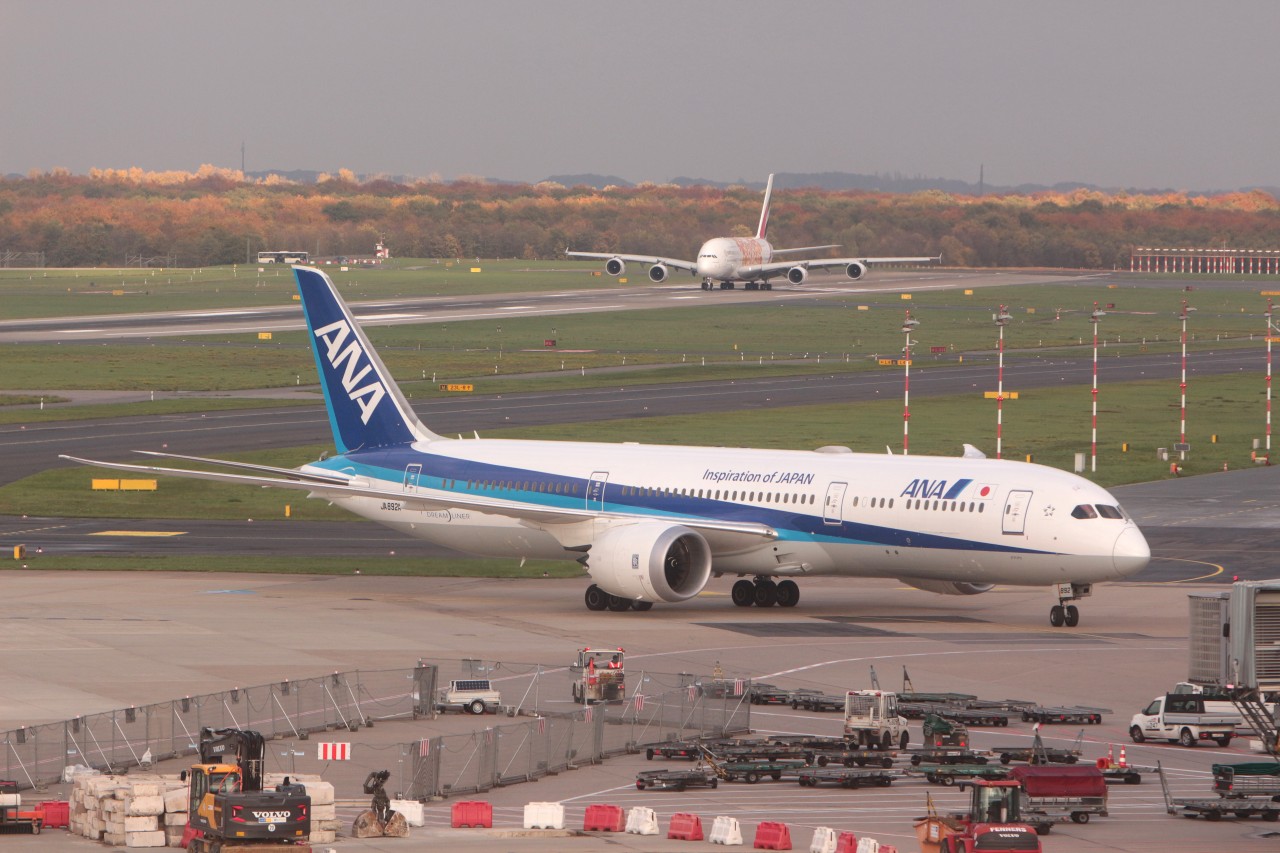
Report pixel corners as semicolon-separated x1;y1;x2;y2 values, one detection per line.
9;554;580;578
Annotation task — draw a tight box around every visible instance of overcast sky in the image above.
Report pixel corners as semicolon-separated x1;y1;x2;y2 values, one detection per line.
4;1;1279;191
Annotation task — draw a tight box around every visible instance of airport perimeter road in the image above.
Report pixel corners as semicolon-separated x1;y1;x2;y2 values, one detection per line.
0;573;1274;853
0;346;1262;486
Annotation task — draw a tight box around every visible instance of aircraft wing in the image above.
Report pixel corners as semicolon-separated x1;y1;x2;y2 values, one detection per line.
565;250;698;274
59;453;776;545
739;255;940;278
770;244;841;256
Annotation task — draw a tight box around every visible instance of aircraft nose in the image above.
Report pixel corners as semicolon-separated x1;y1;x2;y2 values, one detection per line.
1113;525;1150;577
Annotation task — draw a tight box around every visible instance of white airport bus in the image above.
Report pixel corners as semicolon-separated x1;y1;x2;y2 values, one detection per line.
257;250;309;265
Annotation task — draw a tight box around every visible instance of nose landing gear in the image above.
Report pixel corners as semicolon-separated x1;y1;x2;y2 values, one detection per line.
1049;582;1091;628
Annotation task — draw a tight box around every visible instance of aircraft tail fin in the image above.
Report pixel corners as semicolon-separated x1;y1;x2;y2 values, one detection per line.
293;266;438;452
756;173;775;239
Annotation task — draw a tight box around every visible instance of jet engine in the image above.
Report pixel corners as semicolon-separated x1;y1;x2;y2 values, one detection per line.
605;257;626;276
844;261;868;280
648;263;668;283
898;578;994;596
586;522;712;603
786;266;808;285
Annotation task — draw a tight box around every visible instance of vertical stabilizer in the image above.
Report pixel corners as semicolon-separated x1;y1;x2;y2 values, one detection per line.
293;266;437;452
756;173;775;239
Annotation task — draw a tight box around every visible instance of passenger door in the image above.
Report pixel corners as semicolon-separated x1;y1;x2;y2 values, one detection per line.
823;482;847;526
587;472;608;512
1002;489;1032;534
403;463;422;493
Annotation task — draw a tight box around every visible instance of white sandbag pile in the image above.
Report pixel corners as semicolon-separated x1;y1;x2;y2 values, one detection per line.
69;774;188;847
264;773;339;845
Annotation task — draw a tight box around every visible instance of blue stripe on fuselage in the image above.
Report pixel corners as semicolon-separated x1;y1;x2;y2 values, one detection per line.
313;448;1049;557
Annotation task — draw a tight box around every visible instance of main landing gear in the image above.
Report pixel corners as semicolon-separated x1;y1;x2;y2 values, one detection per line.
731;577;799;608
583;584;654;613
1049;582;1092;628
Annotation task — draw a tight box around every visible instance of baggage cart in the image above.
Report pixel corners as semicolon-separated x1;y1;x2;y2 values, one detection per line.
1157;762;1280;821
908;747;989;766
1021;705;1107;724
1212;762;1280;799
909;763;1012;786
644;741;702;761
796;767;894;788
635;767;719;791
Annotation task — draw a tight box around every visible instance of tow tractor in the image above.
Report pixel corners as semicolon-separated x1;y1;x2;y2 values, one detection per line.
181;727;312;852
570;647;626;704
914;780;1044;852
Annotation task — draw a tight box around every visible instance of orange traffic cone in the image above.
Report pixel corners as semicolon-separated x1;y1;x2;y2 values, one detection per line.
1106;744;1115;767
1118;745;1128;767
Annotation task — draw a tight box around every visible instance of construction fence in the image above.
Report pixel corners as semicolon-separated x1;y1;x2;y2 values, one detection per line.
0;659;753;798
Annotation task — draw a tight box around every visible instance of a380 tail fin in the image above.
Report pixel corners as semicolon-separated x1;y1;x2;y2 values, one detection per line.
294;266;437;452
756;173;775;239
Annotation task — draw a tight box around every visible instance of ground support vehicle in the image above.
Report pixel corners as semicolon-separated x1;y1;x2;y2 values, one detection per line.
1099;764;1149;785
791;691;844;712
906;703;1010;726
809;747;897;768
914;779;1045;851
1010;765;1109;825
747;683;794;705
922;714;971;748
570;648;626;704
991;731;1084;765
0;782;43;835
909;748;989;766
1129;694;1238;747
797;767;894;788
1157;763;1280;821
910;764;1012;787
716;743;811;762
183;728;311;852
844;690;911;750
635;767;719;791
1213;762;1280;799
1020;705;1107;724
644;741;702;761
437;678;503;715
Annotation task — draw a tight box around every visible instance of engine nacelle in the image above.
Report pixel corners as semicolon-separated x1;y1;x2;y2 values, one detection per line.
786;266;808;285
845;261;868;280
898;578;995;596
587;522;712;603
648;263;668;283
605;257;626;276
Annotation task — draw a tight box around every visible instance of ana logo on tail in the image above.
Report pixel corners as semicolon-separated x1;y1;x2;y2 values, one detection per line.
313;318;387;424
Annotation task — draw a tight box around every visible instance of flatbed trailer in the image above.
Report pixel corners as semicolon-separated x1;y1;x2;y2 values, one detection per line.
797;767;895;788
714;743;812;762
909;764;1012;786
644;741;703;760
809;748;897;769
635;767;719;791
991;731;1085;766
747;684;794;705
1157;763;1280;821
1020;705;1108;725
715;758;810;784
1213;762;1280;799
903;702;1011;726
908;748;989;766
1100;764;1150;785
790;692;845;712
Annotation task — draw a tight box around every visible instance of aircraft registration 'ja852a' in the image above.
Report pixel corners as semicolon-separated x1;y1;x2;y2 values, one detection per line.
64;267;1149;627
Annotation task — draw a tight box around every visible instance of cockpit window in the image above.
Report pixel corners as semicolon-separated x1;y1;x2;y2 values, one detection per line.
1096;504;1124;519
1071;504;1098;519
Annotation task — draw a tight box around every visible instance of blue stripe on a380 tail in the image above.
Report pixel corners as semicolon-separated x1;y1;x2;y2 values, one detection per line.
294;267;418;451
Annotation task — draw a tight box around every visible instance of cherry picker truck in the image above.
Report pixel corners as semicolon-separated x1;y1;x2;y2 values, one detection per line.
181;727;312;852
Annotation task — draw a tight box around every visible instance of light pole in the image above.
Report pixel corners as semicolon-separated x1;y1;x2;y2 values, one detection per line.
1090;303;1105;473
994;306;1012;459
1178;300;1196;462
902;311;919;455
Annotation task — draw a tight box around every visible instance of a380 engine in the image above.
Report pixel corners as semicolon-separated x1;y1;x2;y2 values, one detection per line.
648;263;668;282
587;522;713;603
898;578;994;596
845;261;868;280
786;266;808;285
604;257;626;276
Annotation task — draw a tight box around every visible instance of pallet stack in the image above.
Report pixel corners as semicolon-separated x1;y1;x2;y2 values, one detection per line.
68;774;187;847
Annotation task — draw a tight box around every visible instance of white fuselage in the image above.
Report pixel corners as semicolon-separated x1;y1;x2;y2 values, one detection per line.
696;236;774;282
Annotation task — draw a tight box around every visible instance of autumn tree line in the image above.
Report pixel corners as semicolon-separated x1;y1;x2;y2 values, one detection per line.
2;165;1278;268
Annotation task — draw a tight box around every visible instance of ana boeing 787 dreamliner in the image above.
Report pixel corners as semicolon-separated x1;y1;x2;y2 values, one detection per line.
63;267;1149;626
567;174;937;290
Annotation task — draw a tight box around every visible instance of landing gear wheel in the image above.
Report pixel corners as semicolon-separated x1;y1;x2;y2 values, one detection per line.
776;580;800;608
606;594;633;612
633;600;654;611
585;585;608;611
1049;605;1065;627
754;581;779;607
764;282;773;290
1064;605;1080;627
731;580;755;607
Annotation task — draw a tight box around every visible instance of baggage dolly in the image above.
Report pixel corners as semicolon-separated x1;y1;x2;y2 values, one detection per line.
1157;762;1280;821
797;767;895;788
635;767;719;791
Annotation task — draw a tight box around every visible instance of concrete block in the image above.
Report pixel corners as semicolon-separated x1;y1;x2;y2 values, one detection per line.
302;780;335;805
125;795;164;816
309;828;337;843
124;815;159;832
163;810;188;826
104;830;126;846
390;798;425;827
311;802;336;821
124;829;167;847
163;788;188;812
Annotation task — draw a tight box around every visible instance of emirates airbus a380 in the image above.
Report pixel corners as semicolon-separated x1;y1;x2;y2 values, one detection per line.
64;267;1149;628
568;174;937;290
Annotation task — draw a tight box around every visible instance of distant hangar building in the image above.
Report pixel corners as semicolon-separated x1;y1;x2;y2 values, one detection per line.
1131;246;1280;274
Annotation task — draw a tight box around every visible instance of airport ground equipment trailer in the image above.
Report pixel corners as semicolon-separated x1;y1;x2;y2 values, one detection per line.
1213;762;1280;799
1009;765;1109;825
709;740;811;763
910;764;1012;787
906;702;1011;726
796;766;894;788
991;731;1084;765
790;691;844;712
635;767;719;791
1020;705;1107;724
843;689;911;750
809;747;897;768
747;683;794;705
0;781;43;835
909;747;990;766
707;755;809;784
645;741;702;761
570;647;625;704
437;678;503;715
1157;763;1280;821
